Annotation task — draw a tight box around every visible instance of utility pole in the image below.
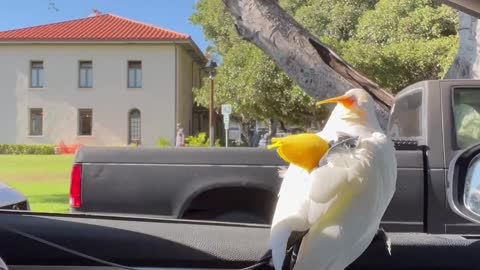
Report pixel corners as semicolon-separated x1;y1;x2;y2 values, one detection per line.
205;60;217;147
209;75;215;147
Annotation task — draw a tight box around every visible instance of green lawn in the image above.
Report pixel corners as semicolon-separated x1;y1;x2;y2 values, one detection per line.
0;155;73;213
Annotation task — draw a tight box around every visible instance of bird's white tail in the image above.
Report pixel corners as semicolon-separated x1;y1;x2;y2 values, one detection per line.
271;227;291;270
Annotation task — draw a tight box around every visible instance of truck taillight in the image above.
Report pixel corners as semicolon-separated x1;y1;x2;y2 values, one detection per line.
70;164;82;208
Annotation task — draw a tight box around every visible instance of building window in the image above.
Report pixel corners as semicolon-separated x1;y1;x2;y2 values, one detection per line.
78;109;93;136
29;108;43;136
30;61;44;88
128;61;142;88
128;109;141;144
79;61;93;88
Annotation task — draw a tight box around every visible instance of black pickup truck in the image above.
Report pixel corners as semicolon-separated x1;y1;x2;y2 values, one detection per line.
71;79;480;234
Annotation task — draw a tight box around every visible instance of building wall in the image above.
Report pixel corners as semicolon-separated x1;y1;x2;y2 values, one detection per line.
0;44;178;146
176;46;203;136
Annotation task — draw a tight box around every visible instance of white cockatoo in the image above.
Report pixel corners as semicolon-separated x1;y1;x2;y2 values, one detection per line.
268;88;397;270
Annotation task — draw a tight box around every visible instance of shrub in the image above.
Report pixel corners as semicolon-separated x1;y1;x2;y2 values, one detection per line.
157;137;171;147
185;132;220;147
0;144;55;155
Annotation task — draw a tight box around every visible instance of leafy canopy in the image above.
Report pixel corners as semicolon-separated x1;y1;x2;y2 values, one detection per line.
190;0;459;130
282;0;458;93
190;0;327;128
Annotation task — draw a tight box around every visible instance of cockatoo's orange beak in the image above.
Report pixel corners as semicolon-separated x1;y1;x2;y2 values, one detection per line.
316;95;355;109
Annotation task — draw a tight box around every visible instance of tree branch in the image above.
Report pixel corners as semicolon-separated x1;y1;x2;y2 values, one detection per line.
223;0;393;125
444;12;480;79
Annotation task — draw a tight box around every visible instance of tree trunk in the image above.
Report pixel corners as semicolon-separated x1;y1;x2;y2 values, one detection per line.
445;12;480;79
222;0;393;127
268;119;278;138
240;127;251;146
238;117;253;146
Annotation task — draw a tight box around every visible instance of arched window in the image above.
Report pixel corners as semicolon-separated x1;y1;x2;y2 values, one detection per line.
128;109;141;144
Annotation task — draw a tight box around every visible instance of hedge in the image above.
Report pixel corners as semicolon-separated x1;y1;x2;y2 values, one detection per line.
0;144;56;155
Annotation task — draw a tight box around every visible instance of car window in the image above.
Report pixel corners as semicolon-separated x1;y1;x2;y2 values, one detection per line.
388;89;424;140
453;88;480;149
0;1;461;228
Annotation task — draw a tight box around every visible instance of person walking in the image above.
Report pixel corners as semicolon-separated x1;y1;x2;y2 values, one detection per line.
176;124;185;147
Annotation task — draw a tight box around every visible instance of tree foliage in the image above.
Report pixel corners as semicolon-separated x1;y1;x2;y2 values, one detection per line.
281;0;377;42
190;0;459;134
190;0;328;132
282;0;459;93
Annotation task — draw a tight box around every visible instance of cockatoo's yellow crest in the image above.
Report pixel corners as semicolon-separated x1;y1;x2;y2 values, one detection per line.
268;133;329;172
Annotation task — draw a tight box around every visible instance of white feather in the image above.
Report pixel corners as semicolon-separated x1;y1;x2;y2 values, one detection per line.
270;89;397;270
277;166;288;179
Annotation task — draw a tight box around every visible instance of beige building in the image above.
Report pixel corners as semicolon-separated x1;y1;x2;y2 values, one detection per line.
0;14;207;146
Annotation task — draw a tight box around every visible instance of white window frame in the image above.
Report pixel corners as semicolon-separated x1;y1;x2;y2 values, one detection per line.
128;61;142;88
79;61;93;88
29;108;43;136
30;61;44;88
128;109;141;144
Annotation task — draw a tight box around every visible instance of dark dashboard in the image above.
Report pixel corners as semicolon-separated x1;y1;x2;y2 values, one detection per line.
0;211;479;270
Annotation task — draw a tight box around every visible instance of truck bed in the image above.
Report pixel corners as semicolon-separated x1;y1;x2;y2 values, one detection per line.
73;146;430;232
73;147;285;221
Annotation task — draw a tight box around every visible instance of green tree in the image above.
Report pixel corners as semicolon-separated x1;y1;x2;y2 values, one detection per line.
281;0;377;42
341;0;458;92
281;0;458;93
191;0;459;143
191;0;328;144
354;0;456;45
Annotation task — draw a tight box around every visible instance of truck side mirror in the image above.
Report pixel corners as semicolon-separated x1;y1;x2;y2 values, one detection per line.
447;144;480;223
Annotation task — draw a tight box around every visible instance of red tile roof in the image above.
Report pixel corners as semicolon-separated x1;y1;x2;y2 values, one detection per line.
0;14;190;41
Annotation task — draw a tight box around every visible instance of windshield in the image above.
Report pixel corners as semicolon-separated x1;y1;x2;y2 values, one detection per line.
0;1;459;227
453;88;480;149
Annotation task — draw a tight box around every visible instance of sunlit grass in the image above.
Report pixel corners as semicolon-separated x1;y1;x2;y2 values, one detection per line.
0;155;73;213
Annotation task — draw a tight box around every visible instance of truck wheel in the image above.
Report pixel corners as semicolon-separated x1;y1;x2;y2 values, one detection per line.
212;211;269;224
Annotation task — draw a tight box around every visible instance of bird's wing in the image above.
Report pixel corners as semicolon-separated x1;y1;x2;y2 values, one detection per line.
321;135;359;167
310;136;361;204
273;134;362;231
310;136;385;206
294;133;396;270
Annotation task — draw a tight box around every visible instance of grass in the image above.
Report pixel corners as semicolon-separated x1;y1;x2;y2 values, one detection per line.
0;155;73;213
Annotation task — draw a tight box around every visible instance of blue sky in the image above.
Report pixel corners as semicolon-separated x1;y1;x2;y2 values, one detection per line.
0;0;209;52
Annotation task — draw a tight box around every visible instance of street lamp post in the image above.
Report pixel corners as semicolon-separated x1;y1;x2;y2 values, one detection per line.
205;60;217;147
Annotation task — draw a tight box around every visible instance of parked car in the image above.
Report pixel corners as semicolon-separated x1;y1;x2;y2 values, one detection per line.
0;181;29;211
68;80;480;234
